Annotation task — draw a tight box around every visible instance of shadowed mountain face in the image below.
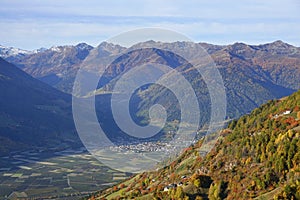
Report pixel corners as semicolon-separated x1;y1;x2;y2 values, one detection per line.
0;58;79;154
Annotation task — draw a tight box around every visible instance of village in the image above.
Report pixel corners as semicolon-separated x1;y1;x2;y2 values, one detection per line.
109;141;170;153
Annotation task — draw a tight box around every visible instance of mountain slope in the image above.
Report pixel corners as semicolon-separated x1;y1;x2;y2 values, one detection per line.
91;90;300;200
91;43;296;126
221;41;300;90
0;58;78;154
9;43;94;93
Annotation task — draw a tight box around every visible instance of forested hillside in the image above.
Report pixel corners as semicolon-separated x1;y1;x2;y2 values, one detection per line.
90;90;300;200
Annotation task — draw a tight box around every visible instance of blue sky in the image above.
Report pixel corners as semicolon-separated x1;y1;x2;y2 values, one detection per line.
0;0;299;50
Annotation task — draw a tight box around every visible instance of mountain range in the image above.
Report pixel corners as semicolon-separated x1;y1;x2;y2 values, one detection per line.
3;40;299;119
0;40;300;154
3;41;300;90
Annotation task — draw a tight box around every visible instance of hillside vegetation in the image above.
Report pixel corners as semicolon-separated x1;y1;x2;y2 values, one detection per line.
89;90;300;200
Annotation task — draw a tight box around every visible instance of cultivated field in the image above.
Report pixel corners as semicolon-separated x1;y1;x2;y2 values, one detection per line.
0;148;130;199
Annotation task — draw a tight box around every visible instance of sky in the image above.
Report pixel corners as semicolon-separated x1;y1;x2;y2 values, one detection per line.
0;0;300;50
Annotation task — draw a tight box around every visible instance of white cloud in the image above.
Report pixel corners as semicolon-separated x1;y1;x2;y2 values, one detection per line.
1;0;299;18
0;0;299;49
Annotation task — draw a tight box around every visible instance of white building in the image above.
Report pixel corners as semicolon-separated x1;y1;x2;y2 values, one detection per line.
283;110;291;115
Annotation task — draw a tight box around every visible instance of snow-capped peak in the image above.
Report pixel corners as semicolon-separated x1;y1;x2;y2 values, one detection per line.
0;45;32;58
32;47;47;54
50;46;62;52
75;43;93;51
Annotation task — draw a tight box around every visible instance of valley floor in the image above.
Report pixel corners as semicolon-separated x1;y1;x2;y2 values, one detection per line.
0;148;130;199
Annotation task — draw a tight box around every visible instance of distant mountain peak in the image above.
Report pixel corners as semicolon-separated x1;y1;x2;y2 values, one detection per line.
275;39;284;43
232;42;248;47
49;46;62;52
96;41;126;55
75;43;93;51
33;47;47;54
98;41;124;49
255;40;299;55
0;45;32;58
267;40;292;48
228;42;251;51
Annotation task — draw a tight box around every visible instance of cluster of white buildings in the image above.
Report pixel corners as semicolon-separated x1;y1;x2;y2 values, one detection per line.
109;141;169;153
273;110;291;119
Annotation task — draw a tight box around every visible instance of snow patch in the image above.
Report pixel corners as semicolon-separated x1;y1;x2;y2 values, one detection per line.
0;45;32;58
50;46;62;52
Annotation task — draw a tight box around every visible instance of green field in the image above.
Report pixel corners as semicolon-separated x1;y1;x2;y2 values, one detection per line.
0;149;130;199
